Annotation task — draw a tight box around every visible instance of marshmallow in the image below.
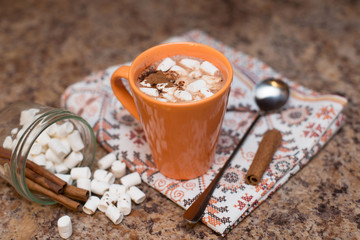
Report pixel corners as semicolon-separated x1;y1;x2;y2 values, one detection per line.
76;178;91;192
46;123;58;137
174;90;192;101
97;153;117;170
139;81;151;87
91;179;110;196
186;80;207;93
83;196;100;215
56;122;74;138
156;83;169;91
109;184;127;198
162;93;176;102
120;172;142;187
30;153;47;166
93;169;115;184
45;160;55;173
98;191;117;213
11;128;18;135
200;88;214;98
170;65;187;76
117;193;132;215
105;204;124;225
20;108;39;126
180;58;200;70
201;75;223;85
70;167;91;180
139;87;159;97
54;163;69;174
127;186;146;204
200;61;219;75
57;215;72;239
55;174;73;185
64;151;83;169
48;138;70;159
10;139;18;150
67;130;84;152
2;136;12;150
111;161;126;178
29;142;42;155
156;57;176;71
189;70;202;79
45;148;62;164
36;131;51;146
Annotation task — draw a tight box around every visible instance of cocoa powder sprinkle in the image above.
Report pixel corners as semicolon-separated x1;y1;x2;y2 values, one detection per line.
140;70;177;87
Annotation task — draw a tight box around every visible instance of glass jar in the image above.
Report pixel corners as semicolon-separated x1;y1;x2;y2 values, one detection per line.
0;102;96;205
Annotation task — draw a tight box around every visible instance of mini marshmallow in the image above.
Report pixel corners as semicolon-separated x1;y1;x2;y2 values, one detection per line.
20;108;39;126
64;151;83;169
162;93;176;102
31;153;47;166
48;138;70;159
2;136;12;150
109;184;127;198
111;161;126;178
186;79;207;93
170;65;187;76
55;174;73;185
76;178;91;191
180;58;200;70
98;191;117;212
201;75;223;85
105;204;124;225
67;130;85;152
174;90;192;101
11;128;18;135
97;153;117;170
93;169;115;184
56;121;74;138
120;172;142;187
83;196;100;215
117;193;132;215
156;83;169;91
54;163;69;174
200;88;214;98
45;160;55;173
189;70;202;79
127;186;146;204
60;138;71;154
70;167;91;180
200;61;219;75
57;215;72;239
139;87;159;97
91;179;110;196
45;148;62;164
156;57;176;71
36;131;51;146
46;123;58;137
29;142;42;155
10;139;18;150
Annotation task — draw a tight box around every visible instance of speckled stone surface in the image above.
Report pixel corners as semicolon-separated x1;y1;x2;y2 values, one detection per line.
0;0;359;239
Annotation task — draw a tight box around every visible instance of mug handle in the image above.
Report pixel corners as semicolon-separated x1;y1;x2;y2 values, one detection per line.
110;66;140;121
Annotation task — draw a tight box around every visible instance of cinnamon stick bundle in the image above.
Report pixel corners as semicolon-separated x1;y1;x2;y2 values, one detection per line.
245;129;282;185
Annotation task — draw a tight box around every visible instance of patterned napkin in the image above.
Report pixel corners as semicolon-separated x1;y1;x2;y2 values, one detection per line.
61;30;347;236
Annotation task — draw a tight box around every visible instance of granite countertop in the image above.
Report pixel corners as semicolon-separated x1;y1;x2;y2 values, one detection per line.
0;0;359;239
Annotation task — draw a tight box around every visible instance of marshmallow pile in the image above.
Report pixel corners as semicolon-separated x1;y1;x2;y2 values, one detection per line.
138;55;225;102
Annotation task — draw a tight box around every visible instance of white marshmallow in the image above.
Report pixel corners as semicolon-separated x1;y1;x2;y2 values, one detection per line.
186;80;207;93
10;139;18;150
139;81;151;87
90;179;110;196
109;184;127;199
139;87;159;97
127;186;146;204
57;215;72;239
20;108;39;126
120;172;142;187
48;138;70;159
156;57;176;71
156;83;168;91
93;169;115;184
170;65;187;76
76;178;91;192
189;70;202;79
83;196;100;215
117;193;132;215
70;167;91;180
11;128;18;135
67;130;85;152
60;138;71;154
180;58;200;70
105;204;124;225
56;122;74;138
45;148;62;164
36;131;51;146
201;75;223;85
174;90;192;101
2;136;12;150
97;153;117;170
98;191;117;213
29;142;42;155
111;161;127;178
31;153;47;166
200;88;214;98
45;160;55;173
54;163;69;174
200;61;219;75
46;123;58;137
64;151;83;169
162;93;176;102
55;174;73;185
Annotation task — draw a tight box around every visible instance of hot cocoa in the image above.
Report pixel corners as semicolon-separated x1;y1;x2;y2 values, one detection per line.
136;55;225;103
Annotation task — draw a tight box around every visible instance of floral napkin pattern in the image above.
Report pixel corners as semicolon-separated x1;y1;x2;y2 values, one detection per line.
61;30;347;236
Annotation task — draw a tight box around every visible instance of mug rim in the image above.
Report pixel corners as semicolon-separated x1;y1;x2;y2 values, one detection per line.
128;42;233;107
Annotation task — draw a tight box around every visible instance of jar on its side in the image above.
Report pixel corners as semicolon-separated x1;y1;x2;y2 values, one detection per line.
0;102;96;205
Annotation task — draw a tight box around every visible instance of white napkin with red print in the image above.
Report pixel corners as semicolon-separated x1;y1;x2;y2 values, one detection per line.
61;30;347;236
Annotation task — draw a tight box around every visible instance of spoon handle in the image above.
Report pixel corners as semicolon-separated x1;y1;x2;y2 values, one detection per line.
183;113;261;224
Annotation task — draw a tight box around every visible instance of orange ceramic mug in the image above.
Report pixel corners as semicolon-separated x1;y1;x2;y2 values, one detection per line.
110;42;233;180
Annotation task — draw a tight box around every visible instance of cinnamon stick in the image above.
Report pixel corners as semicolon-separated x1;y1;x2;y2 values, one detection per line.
26;178;81;211
63;184;89;202
245;129;282;185
25;167;64;193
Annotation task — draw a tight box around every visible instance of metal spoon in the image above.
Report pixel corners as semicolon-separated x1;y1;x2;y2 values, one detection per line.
183;78;290;224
